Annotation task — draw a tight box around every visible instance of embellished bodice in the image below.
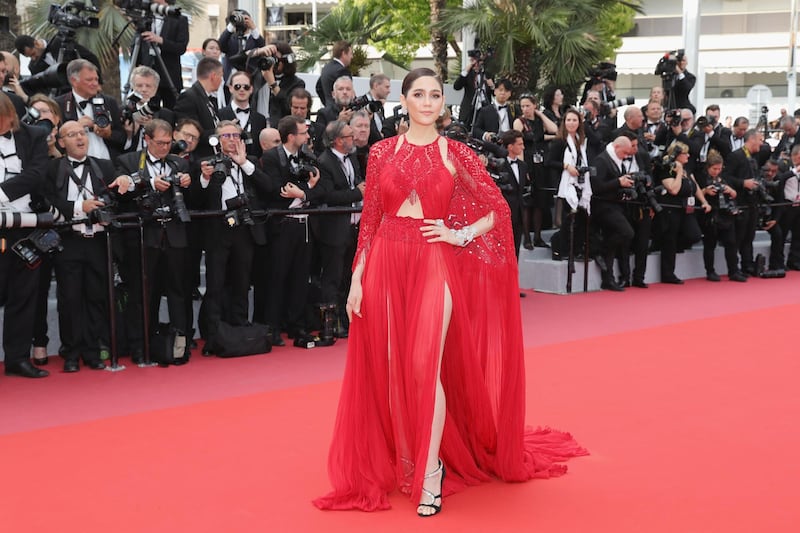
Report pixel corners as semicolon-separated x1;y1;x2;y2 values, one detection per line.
379;140;455;218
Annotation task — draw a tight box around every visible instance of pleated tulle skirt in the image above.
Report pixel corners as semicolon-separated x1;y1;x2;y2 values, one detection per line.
314;215;587;512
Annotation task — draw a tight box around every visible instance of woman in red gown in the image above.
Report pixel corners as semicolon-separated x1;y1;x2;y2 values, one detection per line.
313;69;586;517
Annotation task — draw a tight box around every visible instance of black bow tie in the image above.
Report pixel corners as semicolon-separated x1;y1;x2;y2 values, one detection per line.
288;155;299;164
508;159;518;165
497;105;507;110
1;131;12;139
236;108;250;114
624;157;633;162
70;159;87;168
77;100;90;109
149;158;166;167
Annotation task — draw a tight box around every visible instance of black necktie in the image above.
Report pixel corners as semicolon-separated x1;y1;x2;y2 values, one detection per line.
1;131;12;139
209;95;218;108
77;100;90;109
70;159;87;168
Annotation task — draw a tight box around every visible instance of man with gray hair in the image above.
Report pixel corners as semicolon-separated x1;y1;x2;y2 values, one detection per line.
122;65;176;153
311;120;365;337
315;76;355;132
55;59;126;160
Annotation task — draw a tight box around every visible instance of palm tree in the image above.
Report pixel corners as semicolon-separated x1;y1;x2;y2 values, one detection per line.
438;0;639;93
296;0;400;75
20;0;204;100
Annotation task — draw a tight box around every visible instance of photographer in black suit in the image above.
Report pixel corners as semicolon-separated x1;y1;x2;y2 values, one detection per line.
196;121;274;346
56;59;127;161
219;9;265;80
45;121;131;372
497;130;529;257
116;119;193;364
121;66;176;154
0;93;50;378
15;34;102;95
135;0;189;109
260;116;324;345
590;136;637;291
312;120;365;338
473;78;519;142
218;71;268;159
315;41;353;107
174;58;224;159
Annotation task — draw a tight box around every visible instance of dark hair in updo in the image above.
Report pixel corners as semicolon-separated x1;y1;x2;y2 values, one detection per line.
401;68;443;96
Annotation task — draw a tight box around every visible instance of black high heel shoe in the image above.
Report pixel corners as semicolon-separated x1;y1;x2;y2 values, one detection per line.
417;460;445;517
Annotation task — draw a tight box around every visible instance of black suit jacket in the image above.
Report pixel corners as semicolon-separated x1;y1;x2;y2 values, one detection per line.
115;151;191;248
0;124;49;206
500;158;528;222
724;146;770;199
311;149;364;246
590;150;626;214
44;156;116;224
673;71;696;114
453;70;479;126
55;92;127;160
315;60;350;107
136;15;189;93
217;105;268;159
219;30;265;79
266;74;305;122
174;82;220;158
472;104;521;140
260;146;326;214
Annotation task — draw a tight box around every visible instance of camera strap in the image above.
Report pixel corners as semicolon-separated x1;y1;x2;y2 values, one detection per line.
68;163;92;201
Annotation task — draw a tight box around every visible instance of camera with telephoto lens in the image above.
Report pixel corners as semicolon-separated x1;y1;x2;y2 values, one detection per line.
442;123;508;160
224;194;254;227
588;61;618;83
485;155;515;193
121;92;160;123
146;169;191;223
115;0;181;18
170;139;187;155
227;9;248;33
48;1;99;29
600;97;635;115
710;180;740;216
90;96;111;129
348;94;383;113
288;148;319;185
665;109;682;128
204;136;233;186
622;171;665;213
467;47;495;65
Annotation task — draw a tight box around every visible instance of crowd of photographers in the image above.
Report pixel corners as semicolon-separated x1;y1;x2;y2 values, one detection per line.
1;6;798;380
452;48;800;293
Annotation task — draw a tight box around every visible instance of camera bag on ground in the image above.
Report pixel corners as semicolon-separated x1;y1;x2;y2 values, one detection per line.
207;321;271;358
149;323;176;366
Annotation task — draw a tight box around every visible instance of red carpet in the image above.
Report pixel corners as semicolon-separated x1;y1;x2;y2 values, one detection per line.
2;276;799;532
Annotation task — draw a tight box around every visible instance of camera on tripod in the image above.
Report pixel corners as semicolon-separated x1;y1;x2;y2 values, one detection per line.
48;1;100;29
288;149;319;185
121;92;160;123
467;47;495;64
655;49;683;80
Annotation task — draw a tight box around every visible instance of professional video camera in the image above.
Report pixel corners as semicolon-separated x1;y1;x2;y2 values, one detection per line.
48;1;100;29
467;46;495;65
288;148;319;185
348;95;383;113
709;179;740;216
121;92;160;123
621;171;665;213
588;61;618;83
655;49;683;80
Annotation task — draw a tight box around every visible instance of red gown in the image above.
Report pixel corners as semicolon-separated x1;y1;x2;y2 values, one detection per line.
313;136;587;512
